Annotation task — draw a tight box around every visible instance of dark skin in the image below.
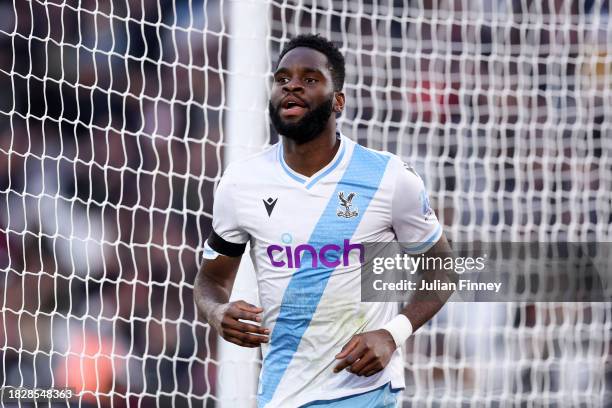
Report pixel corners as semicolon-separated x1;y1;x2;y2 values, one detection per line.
193;46;453;377
271;47;345;176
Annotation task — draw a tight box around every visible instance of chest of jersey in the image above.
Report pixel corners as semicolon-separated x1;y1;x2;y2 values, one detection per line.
234;163;393;273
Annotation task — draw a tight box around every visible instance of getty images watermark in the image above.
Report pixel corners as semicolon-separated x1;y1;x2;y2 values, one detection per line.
361;242;611;302
370;252;498;293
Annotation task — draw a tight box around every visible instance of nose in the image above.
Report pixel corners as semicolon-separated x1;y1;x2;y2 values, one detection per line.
282;77;303;93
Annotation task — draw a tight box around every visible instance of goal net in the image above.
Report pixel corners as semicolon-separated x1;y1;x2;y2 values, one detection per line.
0;0;610;406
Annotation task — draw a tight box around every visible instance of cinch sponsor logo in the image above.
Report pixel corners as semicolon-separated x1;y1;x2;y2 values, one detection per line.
266;239;364;268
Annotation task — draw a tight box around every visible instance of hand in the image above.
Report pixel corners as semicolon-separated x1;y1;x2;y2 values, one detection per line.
209;300;270;348
333;329;396;377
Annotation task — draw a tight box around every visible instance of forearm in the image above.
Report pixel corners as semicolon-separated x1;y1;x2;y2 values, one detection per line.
193;252;242;322
194;267;231;323
400;270;451;332
400;235;454;332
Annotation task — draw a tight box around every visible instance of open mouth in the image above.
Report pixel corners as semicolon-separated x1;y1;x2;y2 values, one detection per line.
281;98;307;116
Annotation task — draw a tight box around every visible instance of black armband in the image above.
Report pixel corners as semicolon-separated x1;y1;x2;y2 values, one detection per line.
207;230;247;257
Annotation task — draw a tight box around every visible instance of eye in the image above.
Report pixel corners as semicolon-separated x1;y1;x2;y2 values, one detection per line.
304;77;318;84
275;77;289;84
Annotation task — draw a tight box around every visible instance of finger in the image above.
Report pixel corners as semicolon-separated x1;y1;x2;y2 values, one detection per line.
221;315;269;336
225;335;264;348
234;308;264;323
233;321;270;336
362;361;384;377
334;343;367;373
235;300;264;313
349;350;375;373
228;306;264;323
225;328;269;344
225;328;269;343
335;337;360;359
352;357;381;376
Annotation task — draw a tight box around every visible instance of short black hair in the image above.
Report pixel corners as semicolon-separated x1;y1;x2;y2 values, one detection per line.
277;34;345;92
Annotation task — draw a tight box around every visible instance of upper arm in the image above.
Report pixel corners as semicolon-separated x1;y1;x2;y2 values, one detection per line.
198;170;250;288
391;161;442;254
209;172;250;251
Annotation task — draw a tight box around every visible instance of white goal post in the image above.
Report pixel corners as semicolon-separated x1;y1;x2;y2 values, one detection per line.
219;0;269;406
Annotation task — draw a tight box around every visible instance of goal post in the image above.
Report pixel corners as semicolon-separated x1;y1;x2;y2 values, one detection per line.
219;1;270;406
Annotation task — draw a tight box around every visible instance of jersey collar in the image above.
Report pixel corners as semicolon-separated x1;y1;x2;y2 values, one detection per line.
278;131;347;189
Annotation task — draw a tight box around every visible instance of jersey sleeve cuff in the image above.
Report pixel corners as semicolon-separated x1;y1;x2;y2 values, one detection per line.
401;224;442;254
207;230;247;257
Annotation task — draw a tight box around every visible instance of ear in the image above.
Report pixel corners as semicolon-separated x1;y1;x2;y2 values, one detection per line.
333;91;345;113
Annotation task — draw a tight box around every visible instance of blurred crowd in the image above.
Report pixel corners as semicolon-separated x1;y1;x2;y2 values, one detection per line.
0;0;225;406
0;0;610;407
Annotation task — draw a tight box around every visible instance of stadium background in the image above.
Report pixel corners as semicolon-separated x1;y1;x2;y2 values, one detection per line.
0;0;610;406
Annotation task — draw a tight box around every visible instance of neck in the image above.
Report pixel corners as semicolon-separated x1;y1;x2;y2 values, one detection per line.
281;120;339;178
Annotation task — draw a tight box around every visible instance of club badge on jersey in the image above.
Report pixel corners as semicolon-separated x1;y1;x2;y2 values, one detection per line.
336;191;358;218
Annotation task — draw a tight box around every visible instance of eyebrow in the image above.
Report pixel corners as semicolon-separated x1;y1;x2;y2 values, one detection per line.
274;67;326;77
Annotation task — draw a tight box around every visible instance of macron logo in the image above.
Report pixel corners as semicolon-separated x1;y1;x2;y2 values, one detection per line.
263;197;278;217
266;239;364;269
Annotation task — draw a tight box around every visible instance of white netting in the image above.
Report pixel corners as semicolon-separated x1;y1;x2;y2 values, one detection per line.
0;0;610;406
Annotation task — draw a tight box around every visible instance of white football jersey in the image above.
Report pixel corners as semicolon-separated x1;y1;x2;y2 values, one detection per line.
207;132;442;408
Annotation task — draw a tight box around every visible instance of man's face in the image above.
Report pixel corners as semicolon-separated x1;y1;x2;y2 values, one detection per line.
269;47;341;144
